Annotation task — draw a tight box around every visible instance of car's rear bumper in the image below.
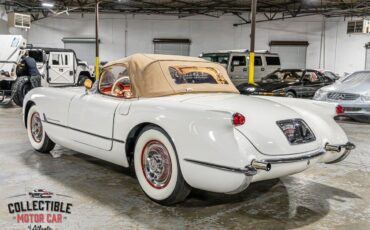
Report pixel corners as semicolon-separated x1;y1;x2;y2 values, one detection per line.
183;142;354;194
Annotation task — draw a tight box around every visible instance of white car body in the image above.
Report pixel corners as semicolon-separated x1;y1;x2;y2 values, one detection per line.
23;54;354;204
23;88;353;192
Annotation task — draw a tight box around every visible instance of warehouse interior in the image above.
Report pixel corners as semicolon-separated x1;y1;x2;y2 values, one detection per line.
2;1;370;74
1;1;370;229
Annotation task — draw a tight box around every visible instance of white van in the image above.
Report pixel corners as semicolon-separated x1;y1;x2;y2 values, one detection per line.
200;49;281;86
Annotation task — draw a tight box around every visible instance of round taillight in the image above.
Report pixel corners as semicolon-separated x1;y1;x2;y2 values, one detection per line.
233;113;245;126
336;105;344;114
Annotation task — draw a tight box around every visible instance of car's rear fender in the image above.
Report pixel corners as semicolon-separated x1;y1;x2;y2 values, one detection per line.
259;96;349;146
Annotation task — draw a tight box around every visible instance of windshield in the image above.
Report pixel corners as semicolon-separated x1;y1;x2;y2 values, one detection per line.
262;70;303;83
99;65;133;98
323;71;337;80
200;53;230;65
342;72;370;84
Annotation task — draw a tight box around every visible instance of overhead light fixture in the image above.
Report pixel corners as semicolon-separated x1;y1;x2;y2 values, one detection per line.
42;2;54;8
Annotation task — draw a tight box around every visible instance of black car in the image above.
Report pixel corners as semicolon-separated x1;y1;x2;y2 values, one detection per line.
238;69;335;98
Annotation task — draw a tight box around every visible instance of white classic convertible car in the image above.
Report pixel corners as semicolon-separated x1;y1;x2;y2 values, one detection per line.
23;54;355;205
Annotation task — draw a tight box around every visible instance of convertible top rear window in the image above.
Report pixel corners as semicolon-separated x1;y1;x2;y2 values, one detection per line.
169;66;229;85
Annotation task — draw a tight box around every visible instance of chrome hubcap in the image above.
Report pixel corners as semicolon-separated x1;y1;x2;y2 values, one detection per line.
141;140;172;189
31;112;43;143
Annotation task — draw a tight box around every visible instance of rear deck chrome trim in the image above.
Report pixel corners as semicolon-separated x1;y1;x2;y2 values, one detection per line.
183;159;258;176
260;149;325;164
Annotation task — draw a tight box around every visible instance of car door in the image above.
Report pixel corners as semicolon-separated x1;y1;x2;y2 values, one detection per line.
301;71;326;98
48;52;75;84
68;93;122;151
67;64;131;151
228;54;248;86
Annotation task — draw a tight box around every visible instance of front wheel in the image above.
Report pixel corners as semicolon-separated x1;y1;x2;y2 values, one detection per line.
27;105;55;153
134;125;191;205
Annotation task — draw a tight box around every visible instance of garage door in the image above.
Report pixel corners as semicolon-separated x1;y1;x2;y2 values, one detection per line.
153;38;191;56
270;41;308;69
62;37;96;65
365;44;370;70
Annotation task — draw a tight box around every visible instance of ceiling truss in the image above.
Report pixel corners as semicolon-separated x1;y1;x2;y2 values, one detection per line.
1;0;370;25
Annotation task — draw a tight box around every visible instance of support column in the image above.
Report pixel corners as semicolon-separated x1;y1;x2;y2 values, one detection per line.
248;0;257;84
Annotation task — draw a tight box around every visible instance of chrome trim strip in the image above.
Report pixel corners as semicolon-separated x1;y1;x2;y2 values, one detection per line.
260;149;326;164
183;159;257;176
326;150;351;164
42;116;125;144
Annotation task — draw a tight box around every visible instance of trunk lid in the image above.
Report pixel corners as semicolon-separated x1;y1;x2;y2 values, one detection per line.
181;94;321;156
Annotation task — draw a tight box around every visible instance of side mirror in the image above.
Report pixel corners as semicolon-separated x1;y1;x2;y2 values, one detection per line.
84;79;93;90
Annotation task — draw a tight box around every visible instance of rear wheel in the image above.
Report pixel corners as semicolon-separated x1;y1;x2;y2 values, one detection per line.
12;76;32;107
134;125;191;205
27;105;55;153
285;91;296;98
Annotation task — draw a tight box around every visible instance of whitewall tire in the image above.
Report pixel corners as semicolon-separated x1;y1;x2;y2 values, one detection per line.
134;125;190;205
27;105;55;153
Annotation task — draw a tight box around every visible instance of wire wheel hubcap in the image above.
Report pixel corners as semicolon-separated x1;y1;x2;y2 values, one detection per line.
141;140;172;189
30;112;43;143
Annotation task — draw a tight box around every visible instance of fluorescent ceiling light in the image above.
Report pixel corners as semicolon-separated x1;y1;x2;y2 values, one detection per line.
42;2;54;8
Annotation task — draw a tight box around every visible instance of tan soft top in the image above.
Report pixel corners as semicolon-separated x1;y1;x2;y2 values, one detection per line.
103;53;239;97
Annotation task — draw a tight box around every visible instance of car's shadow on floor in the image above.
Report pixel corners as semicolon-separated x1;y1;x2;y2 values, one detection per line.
20;147;361;229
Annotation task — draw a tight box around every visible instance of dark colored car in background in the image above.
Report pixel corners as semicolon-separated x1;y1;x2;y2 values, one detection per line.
321;70;340;81
238;69;335;98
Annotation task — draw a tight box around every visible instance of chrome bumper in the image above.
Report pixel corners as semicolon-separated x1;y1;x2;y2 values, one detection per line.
325;142;355;164
184;142;355;176
184;159;260;176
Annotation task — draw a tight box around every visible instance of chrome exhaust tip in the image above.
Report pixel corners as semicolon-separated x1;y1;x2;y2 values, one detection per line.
325;144;342;152
251;160;271;171
325;142;356;152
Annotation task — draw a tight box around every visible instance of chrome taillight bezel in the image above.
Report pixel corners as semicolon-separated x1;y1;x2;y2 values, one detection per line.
276;119;316;145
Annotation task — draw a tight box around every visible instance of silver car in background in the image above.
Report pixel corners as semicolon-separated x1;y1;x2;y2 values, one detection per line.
314;71;370;122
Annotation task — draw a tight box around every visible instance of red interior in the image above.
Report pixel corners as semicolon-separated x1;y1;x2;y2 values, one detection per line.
100;82;131;97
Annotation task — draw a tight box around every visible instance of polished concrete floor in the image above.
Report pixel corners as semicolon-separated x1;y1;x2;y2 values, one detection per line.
0;105;369;230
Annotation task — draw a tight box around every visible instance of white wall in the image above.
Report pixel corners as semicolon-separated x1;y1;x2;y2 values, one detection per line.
23;12;370;75
0;6;9;34
324;18;370;74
